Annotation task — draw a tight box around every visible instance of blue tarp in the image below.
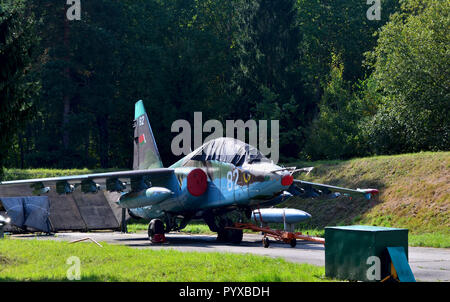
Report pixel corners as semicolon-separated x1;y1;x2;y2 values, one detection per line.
0;196;50;233
387;246;416;282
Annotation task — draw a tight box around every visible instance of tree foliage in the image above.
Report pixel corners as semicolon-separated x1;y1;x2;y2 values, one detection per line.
0;0;38;176
365;0;449;154
0;0;448;171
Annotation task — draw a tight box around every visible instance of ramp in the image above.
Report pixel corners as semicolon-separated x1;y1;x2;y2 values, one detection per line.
72;190;119;230
48;193;87;231
104;191;130;223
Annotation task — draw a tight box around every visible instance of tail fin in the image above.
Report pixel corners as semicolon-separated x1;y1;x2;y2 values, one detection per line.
133;100;163;169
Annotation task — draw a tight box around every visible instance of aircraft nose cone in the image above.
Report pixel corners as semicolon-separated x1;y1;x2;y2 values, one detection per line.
281;174;294;186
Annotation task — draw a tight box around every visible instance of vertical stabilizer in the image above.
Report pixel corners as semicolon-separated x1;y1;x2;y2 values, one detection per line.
133;100;163;169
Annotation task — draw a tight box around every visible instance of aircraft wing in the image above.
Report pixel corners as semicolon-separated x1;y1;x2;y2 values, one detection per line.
0;168;174;194
291;179;379;200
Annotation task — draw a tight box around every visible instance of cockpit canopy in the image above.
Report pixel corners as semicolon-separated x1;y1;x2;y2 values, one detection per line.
185;137;271;167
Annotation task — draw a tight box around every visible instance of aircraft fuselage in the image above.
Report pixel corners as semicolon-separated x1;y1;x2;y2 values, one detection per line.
125;159;292;224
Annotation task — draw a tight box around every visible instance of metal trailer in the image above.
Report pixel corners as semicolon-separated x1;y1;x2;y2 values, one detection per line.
228;222;325;248
228;208;324;247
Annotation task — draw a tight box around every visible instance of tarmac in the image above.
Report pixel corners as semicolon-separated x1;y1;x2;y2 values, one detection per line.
11;231;450;282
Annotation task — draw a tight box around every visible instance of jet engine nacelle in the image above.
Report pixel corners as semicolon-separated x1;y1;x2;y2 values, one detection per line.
118;187;173;208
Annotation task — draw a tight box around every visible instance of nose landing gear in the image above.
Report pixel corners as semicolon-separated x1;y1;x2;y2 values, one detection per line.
148;219;166;243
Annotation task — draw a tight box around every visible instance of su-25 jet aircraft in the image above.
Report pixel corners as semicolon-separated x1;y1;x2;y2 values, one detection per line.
0;100;378;244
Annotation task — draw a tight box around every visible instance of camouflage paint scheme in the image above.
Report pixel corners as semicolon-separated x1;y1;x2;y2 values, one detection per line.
128;157;293;222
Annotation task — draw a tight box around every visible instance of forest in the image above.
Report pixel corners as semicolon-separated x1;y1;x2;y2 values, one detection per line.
0;0;448;174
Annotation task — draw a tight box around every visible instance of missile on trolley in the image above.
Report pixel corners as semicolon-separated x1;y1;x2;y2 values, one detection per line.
252;208;311;232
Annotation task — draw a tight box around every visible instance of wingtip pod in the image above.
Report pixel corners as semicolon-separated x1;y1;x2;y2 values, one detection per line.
358;188;379;200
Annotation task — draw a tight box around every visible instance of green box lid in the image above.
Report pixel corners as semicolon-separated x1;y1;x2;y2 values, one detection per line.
325;225;408;232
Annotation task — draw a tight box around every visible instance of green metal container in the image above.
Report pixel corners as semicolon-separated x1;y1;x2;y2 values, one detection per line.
325;225;408;281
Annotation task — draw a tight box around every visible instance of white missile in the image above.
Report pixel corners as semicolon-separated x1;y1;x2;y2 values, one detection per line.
252;208;311;224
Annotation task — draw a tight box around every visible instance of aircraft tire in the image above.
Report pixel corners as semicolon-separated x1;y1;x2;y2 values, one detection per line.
263;237;270;248
148;219;164;240
229;229;243;244
217;230;228;242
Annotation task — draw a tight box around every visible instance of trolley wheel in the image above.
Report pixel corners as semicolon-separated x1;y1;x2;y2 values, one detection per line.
263;237;270;248
289;238;297;248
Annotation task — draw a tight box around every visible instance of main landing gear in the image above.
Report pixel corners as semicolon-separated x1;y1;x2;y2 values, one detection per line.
203;214;243;244
217;227;243;244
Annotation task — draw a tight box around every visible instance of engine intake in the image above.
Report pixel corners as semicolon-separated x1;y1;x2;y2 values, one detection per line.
187;168;207;197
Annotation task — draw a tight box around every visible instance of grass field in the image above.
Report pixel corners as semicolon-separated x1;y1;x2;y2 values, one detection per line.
0;238;329;282
283;152;450;248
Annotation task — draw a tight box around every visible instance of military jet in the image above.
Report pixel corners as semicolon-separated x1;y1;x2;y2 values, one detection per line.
0;100;378;244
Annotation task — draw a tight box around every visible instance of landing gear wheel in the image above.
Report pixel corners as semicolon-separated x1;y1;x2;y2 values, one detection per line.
263;237;270;248
217;228;243;244
229;229;243;244
289;238;297;248
148;219;165;243
217;230;228;242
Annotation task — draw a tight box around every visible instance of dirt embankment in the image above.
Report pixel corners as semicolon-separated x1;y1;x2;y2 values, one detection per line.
283;152;449;234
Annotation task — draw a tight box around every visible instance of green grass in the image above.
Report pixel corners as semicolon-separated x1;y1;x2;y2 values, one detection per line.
127;219;240;235
124;221;196;234
407;233;450;248
0;238;329;282
182;222;213;234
